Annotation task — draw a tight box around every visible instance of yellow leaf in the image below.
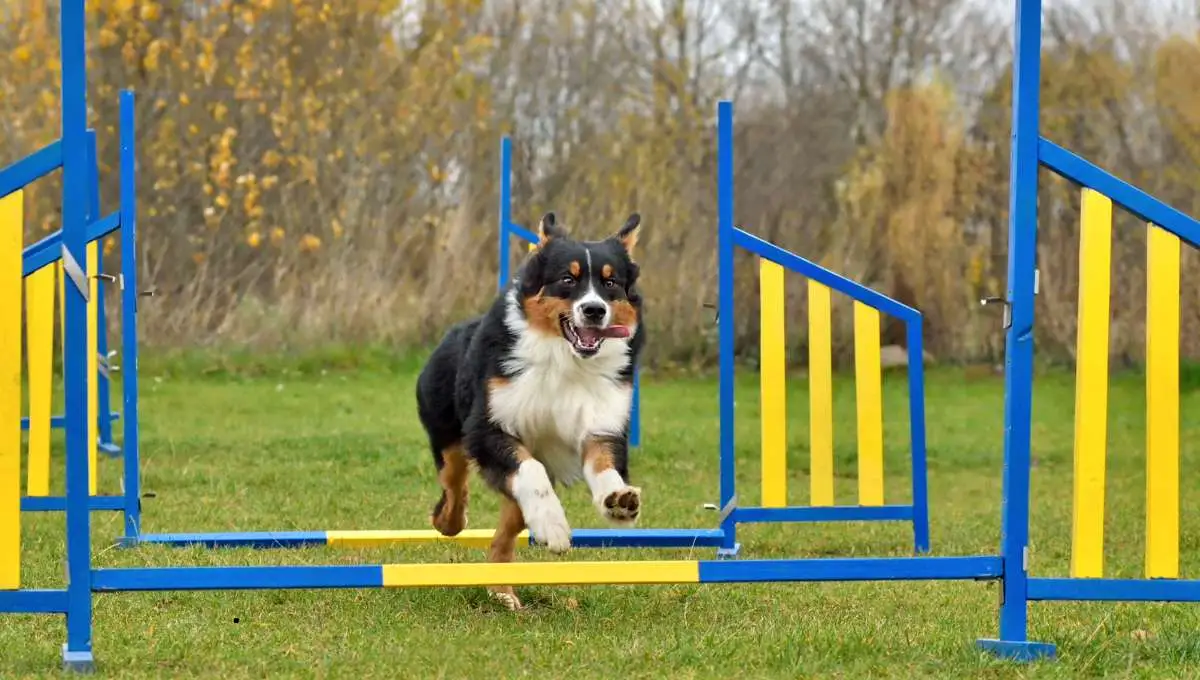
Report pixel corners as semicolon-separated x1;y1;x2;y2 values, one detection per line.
299;234;322;252
270;227;285;246
247;231;263;248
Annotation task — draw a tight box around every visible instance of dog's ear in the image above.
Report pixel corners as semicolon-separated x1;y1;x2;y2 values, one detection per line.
518;249;545;298
614;213;641;258
537;212;566;247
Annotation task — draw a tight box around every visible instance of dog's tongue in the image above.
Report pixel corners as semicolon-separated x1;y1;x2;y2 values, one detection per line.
577;327;602;345
600;325;631;339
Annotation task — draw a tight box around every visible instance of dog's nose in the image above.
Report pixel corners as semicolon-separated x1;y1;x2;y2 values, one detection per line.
581;302;607;323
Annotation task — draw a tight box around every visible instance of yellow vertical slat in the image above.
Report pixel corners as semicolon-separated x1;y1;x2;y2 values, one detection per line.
1146;223;1180;579
0;191;24;590
854;302;884;506
808;280;834;506
86;240;98;495
759;259;787;508
25;265;55;497
1071;188;1113;579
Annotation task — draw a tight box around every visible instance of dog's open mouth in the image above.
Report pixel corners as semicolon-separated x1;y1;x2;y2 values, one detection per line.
560;317;630;356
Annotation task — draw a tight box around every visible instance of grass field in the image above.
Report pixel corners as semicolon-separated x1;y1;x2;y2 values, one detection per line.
6;353;1200;678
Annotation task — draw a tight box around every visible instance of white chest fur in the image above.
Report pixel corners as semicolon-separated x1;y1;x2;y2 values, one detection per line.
488;291;634;485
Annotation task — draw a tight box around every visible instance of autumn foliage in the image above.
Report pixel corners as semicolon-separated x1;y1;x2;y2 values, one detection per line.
3;0;1200;367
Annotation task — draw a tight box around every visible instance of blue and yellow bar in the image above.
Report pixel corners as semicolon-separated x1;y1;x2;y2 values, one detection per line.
133;528;728;550
90;555;1003;592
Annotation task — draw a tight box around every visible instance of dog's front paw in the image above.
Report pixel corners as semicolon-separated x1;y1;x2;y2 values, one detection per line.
599;486;641;525
527;507;572;554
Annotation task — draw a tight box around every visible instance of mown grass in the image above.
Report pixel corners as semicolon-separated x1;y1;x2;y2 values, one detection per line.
4;357;1200;678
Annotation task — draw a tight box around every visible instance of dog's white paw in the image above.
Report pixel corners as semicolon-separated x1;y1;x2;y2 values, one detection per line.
528;508;572;553
599;486;641;526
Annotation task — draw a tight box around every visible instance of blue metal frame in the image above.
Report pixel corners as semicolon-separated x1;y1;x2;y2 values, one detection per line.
495;136;643;448
0;139;63;198
133;528;728;550
61;0;95;670
715;102;932;557
119;90;142;541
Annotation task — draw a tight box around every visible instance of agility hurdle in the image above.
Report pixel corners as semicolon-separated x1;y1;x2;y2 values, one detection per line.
0;126;141;536
492;134;930;558
132;131;930;555
971;0;1200;660
11;0;1200;671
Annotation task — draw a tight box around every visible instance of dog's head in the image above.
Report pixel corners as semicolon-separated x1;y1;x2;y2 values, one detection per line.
515;212;642;359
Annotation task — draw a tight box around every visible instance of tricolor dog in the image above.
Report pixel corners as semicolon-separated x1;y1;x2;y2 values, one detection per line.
415;212;644;609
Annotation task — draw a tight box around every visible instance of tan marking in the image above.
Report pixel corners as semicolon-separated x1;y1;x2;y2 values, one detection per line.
581;437;615;471
521;290;573;339
601;264;613;279
569;260;581;277
611;300;639;329
431;444;469;536
619;225;640;258
487;495;528;609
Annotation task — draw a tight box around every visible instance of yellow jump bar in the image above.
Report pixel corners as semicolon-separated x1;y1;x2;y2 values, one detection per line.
326;529;530;549
383;560;700;587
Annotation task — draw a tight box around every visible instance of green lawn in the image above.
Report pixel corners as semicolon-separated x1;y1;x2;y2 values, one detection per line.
5;357;1200;678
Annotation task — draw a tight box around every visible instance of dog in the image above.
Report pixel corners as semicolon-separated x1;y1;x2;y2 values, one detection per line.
415;211;645;609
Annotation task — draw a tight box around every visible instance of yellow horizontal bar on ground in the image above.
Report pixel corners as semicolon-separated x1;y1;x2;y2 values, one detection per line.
382;560;700;587
326;529;530;549
1146;223;1180;579
760;258;787;508
1071;188;1113;579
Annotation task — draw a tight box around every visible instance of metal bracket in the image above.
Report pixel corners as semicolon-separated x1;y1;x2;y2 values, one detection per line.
980;296;1011;330
703;495;738;523
60;246;89;301
92;273;117;283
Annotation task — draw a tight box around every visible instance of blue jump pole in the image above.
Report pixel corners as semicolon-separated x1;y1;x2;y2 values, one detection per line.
975;0;1055;661
497;136;513;290
715;101;739;559
119;89;142;542
60;0;95;671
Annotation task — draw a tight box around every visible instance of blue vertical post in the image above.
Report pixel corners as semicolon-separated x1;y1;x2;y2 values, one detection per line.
119;90;141;542
629;370;641;447
60;0;95;671
497;136;513;291
976;0;1055;661
86;132;118;457
906;318;931;554
716;101;739;558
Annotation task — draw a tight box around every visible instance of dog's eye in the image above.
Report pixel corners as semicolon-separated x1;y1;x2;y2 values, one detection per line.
603;279;617;288
560;275;576;286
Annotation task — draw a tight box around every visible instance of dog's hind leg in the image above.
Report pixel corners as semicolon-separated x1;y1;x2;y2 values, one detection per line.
430;443;470;536
486;495;527;610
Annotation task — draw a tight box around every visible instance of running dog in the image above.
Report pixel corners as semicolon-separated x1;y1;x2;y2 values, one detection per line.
415;212;644;609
